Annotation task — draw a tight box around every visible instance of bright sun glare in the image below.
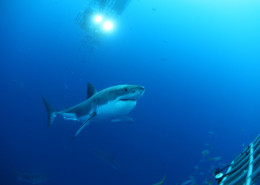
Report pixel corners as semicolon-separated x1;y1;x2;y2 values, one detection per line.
102;21;114;31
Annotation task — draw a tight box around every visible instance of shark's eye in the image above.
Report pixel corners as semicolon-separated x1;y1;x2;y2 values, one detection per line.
124;88;127;92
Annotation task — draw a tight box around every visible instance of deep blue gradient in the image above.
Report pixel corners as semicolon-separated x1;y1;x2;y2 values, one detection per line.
1;0;260;184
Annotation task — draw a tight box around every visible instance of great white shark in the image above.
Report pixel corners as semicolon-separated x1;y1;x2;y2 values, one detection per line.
42;83;145;138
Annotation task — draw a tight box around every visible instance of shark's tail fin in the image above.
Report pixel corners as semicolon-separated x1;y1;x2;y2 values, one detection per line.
42;97;56;127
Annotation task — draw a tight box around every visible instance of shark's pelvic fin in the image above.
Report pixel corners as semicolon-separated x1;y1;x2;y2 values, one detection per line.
111;116;134;123
73;111;96;139
42;97;56;127
87;83;97;99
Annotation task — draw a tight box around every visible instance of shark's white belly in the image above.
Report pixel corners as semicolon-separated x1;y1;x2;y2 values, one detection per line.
96;100;136;120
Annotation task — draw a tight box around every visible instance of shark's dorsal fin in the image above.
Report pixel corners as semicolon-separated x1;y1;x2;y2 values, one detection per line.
87;83;97;99
72;111;96;139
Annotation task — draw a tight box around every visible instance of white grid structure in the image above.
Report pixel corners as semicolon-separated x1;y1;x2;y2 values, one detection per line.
217;135;260;185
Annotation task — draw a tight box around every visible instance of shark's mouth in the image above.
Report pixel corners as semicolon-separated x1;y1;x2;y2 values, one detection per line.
119;99;136;102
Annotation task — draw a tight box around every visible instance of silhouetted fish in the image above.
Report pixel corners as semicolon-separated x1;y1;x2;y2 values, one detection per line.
14;171;48;185
152;175;166;185
93;149;121;170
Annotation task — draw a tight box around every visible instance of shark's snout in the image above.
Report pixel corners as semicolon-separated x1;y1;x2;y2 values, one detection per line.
133;86;145;99
140;86;145;94
119;85;145;101
136;86;145;96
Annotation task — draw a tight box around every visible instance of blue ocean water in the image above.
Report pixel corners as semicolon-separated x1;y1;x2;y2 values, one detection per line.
1;0;260;184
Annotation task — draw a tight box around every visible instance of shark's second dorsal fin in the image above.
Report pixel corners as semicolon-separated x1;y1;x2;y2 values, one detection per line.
87;83;97;99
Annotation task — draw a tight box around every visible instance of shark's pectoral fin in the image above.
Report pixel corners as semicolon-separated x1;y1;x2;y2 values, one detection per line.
72;111;96;139
111;116;134;123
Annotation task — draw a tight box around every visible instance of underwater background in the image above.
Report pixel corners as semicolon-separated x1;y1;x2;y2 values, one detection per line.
1;0;260;184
